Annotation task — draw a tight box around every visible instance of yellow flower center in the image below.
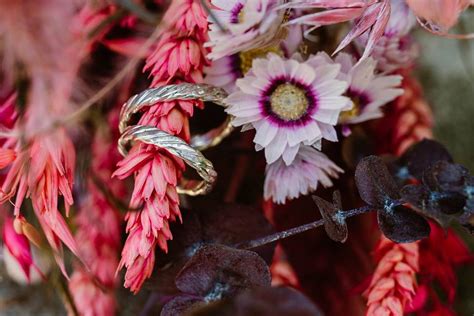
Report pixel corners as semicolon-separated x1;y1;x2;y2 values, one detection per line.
238;9;245;23
339;106;360;122
339;93;365;122
270;83;309;121
238;46;283;75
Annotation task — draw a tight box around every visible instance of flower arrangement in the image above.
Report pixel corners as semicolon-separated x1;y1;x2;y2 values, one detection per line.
0;1;472;315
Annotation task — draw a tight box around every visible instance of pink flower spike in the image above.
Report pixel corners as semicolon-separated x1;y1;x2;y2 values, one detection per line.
69;271;116;316
69;121;123;316
264;146;343;204
366;238;420;316
225;53;349;165
116;0;209;293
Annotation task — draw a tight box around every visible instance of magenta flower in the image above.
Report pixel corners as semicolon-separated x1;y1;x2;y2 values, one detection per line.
225;53;349;165
206;0;285;60
264;146;343;204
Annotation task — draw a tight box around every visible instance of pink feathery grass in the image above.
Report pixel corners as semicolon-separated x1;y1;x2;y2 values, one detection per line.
0;0;95;275
365;237;419;316
113;0;209;293
69;113;124;315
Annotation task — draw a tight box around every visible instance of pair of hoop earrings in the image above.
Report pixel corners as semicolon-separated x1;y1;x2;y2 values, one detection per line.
118;83;233;196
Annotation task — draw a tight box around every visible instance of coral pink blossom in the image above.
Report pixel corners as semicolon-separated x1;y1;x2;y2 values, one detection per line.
225;53;349;165
366;237;419;316
114;0;208;293
406;0;472;31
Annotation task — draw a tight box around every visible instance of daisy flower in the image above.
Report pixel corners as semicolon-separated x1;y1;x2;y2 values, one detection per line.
225;53;350;165
205;45;285;93
206;0;285;60
264;146;343;204
204;23;302;92
333;53;404;125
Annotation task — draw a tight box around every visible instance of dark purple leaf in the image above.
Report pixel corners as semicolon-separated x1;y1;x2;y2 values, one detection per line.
187;287;323;316
175;244;271;297
464;176;474;215
355;156;400;207
199;201;275;262
436;192;467;215
422;161;468;192
400;139;453;179
378;205;430;243
146;202;275;293
312;191;348;243
161;296;204;316
400;184;453;227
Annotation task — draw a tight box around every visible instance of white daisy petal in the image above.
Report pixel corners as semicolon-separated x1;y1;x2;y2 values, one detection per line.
264;146;343;204
282;144;300;165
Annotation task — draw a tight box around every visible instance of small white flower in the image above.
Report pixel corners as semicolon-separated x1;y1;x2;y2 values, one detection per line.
264;146;343;204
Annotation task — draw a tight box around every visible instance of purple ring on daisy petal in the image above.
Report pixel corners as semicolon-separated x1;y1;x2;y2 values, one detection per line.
259;76;318;128
225;53;350;165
